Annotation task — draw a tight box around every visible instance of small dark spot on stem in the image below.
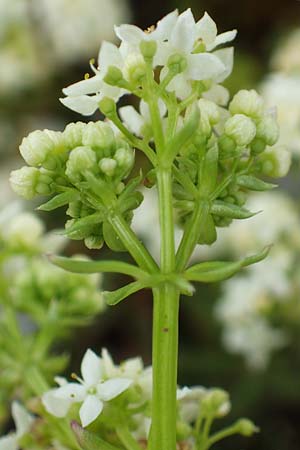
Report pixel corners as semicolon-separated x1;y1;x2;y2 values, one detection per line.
163;327;169;332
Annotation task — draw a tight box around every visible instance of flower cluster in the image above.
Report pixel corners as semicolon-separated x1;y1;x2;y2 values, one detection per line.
10;121;140;250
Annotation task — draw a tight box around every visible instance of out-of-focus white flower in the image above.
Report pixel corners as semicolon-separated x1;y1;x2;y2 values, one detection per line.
271;28;300;73
261;74;300;156
43;349;132;427
0;402;34;450
221;317;287;369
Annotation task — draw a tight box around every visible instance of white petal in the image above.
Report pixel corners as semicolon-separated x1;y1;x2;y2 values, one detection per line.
97;378;132;401
119;105;144;135
196;12;217;46
54;376;68;387
154;41;173;66
203;84;230;106
151;10;179;40
208;30;237;50
170;8;196;53
101;82;123;101
0;435;18;450
114;24;145;45
186;53;225;80
167;73;192;100
98;41;123;70
101;348;117;378
60;95;100;116
12;402;33;438
213;47;234;83
54;383;86;402
79;395;103;427
139;98;166;121
42;390;72;418
81;349;102;386
62;76;102;96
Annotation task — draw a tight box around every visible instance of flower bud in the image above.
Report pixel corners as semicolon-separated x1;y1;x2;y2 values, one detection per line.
99;97;117;117
167;53;188;74
225;114;256;146
19;130;55;167
218;135;236;158
229;89;264;119
82;122;115;151
63;122;86;148
114;147;135;172
140;40;157;60
66;146;97;183
99;157;117;176
259;146;291;178
124;54;147;84
198;99;220;125
235;418;259;436
250;137;266;155
10;167;52;199
103;65;124;86
201;389;230;417
4;213;44;250
255;115;279;146
84;235;104;250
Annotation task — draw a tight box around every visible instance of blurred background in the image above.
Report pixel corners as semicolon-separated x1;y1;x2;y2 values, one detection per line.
1;0;300;449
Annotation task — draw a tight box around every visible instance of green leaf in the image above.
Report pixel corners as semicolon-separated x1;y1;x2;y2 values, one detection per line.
38;190;79;211
118;191;143;214
103;221;127;252
211;200;257;219
49;255;147;279
184;246;271;283
71;421;122;450
104;281;144;305
199;144;219;196
118;171;143;202
64;212;105;235
236;175;277;191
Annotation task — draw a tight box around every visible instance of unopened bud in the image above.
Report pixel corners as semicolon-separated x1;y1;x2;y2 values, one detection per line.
225;114;256;146
218;135;236;158
10;167;52;199
124;54;147;84
235;418;259;437
250;137;266;154
99;97;117;117
114;147;134;171
167;53;188;74
66;146;97;183
255;115;279;146
229;89;264;119
63;122;86;148
140;40;157;60
19;130;55;167
201;389;230;417
84;235;104;250
82;121;115;151
99;157;117;176
260;146;291;178
104;65;124;86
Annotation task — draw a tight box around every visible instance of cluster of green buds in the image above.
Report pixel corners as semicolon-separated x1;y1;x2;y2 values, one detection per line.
10;121;140;249
173;89;291;244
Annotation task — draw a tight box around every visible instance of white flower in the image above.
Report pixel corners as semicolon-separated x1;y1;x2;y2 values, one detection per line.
119;99;166;137
0;402;34;450
195;12;237;51
44;349;132;427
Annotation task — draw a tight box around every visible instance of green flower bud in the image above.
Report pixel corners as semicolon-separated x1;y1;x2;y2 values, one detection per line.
124;54;147;84
198;98;220;136
82;121;115;152
218;135;236;158
10;167;52;199
19;130;55;167
66;146;97;183
140;40;157;60
229;89;264;119
99;97;116;117
250;137;266;154
114;147;135;173
255;115;279;146
259;146;291;178
63;122;86;148
84;235;104;250
99;157;117;176
167;53;188;74
104;65;124;86
225;114;256;146
202;389;231;417
235;418;259;436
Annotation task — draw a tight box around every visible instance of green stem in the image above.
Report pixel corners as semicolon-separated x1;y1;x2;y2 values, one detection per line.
109;213;158;273
116;426;142;450
149;168;179;450
176;200;209;271
206;424;239;448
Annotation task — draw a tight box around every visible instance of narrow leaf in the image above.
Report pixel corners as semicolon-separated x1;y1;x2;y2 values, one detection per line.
49;255;146;279
104;281;145;305
64;212;105;235
71;421;122;450
199;144;219;196
103;221;127;252
38;190;79;211
236;175;277;191
185;246;271;283
211;200;258;219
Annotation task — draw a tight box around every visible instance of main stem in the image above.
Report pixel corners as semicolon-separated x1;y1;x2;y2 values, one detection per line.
149;168;180;450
